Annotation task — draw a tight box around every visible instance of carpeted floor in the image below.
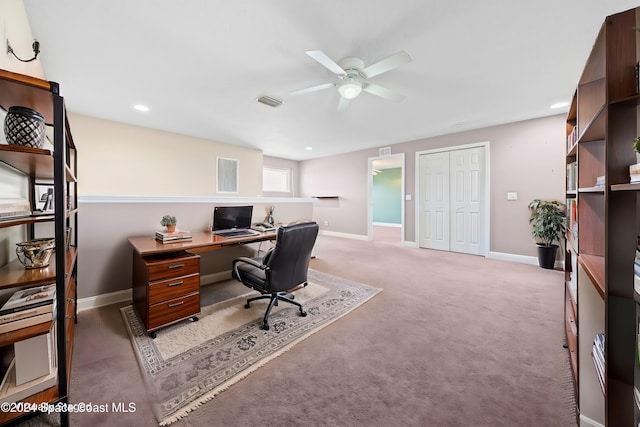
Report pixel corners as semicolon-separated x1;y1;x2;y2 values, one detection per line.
18;234;576;426
121;270;381;425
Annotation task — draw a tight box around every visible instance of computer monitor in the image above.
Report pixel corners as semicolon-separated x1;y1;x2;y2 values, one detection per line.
212;205;253;233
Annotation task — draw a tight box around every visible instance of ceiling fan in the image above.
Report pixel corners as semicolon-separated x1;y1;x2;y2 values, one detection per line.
290;50;412;110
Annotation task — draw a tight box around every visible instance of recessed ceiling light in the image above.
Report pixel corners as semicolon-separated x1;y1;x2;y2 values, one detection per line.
550;101;569;109
305;147;313;151
134;104;150;112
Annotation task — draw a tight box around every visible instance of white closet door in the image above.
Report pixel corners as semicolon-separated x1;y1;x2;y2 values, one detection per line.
419;146;485;255
419;151;449;250
449;147;484;255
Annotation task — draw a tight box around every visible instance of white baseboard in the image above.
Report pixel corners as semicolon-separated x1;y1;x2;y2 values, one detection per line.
77;288;132;312
488;251;564;269
319;230;368;240
77;249;562;312
488;251;539;265
372;222;401;227
579;414;604;427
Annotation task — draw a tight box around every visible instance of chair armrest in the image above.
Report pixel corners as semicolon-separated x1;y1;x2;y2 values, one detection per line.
233;257;266;269
232;257;267;282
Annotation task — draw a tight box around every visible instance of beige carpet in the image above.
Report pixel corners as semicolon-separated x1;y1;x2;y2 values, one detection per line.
121;269;381;426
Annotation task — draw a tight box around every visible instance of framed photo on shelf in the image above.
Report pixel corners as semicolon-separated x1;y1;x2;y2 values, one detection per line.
34;185;54;212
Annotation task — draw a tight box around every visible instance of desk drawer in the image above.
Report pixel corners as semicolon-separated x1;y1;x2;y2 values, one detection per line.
149;273;200;305
148;292;200;330
147;254;200;282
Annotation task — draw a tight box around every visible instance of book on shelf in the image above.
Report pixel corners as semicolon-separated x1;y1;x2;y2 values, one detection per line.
594;175;605;187
566;162;577;192
155;229;192;243
0;284;55;315
592;333;605;391
566;127;578;152
0;299;56;325
0;310;55;334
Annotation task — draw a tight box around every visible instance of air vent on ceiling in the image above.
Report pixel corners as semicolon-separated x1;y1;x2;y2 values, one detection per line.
256;95;284;108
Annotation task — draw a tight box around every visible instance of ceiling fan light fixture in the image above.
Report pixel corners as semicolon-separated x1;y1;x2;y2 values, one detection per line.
338;79;362;100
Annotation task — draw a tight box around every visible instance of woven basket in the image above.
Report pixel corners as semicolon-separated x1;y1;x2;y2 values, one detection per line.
4;106;46;148
16;238;55;269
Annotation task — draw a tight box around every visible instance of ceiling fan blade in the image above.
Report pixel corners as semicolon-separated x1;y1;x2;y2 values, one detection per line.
363;83;406;102
361;50;412;79
306;50;346;76
289;83;335;96
338;96;350;111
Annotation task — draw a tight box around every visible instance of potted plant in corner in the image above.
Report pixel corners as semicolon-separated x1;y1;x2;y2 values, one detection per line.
160;215;177;233
528;199;566;269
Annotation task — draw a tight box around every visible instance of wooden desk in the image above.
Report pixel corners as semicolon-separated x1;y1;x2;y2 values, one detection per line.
128;231;276;337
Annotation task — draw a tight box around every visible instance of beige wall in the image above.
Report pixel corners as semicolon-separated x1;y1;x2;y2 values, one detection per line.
71;113;263;197
0;0;45;79
300;114;566;258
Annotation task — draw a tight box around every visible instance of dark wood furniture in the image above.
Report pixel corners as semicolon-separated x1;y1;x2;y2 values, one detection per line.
129;231;276;337
564;7;640;426
0;70;78;426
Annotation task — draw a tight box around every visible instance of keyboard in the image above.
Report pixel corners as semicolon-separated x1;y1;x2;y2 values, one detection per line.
216;230;260;238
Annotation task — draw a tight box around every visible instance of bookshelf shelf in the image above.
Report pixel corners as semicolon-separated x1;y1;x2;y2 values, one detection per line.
578;254;605;299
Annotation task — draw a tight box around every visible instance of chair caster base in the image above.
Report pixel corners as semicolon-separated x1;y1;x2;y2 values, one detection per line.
149;331;157;339
261;323;270;330
300;311;307;317
191;316;199;322
244;303;251;309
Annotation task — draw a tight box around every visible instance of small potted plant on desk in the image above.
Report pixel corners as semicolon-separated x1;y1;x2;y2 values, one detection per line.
528;199;566;269
160;215;177;233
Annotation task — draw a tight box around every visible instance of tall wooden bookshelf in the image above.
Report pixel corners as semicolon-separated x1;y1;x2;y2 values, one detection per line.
0;70;78;426
565;7;640;426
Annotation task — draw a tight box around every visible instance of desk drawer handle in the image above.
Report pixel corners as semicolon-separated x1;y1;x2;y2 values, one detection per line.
168;264;185;270
168;281;183;287
168;301;185;308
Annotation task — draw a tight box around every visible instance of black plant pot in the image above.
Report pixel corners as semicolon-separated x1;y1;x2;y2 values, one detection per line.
537;244;558;269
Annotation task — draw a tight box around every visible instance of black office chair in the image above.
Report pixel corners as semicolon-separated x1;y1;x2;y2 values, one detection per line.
232;221;319;330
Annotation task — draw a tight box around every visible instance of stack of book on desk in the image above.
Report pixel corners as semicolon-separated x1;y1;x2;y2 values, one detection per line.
0;284;56;334
155;229;192;244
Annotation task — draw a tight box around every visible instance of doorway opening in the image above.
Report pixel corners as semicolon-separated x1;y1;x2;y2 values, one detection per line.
367;153;405;246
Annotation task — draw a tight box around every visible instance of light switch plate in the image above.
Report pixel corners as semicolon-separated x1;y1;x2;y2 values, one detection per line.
507;192;517;201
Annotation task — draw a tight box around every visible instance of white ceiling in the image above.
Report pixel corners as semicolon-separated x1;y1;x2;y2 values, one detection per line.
22;1;640;161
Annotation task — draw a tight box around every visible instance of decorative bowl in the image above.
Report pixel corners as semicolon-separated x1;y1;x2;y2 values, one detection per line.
16;238;55;269
4;106;46;149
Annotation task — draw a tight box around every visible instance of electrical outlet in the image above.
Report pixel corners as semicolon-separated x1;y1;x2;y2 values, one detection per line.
323;220;329;227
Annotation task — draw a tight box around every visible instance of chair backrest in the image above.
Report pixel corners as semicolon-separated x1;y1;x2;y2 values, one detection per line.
265;221;319;292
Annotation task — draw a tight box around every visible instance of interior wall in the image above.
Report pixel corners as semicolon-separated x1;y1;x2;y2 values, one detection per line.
77;199;312;299
300;114;566;257
0;0;45;79
70;113;264;197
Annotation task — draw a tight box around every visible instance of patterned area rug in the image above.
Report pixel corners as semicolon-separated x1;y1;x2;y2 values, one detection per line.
120;269;382;426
